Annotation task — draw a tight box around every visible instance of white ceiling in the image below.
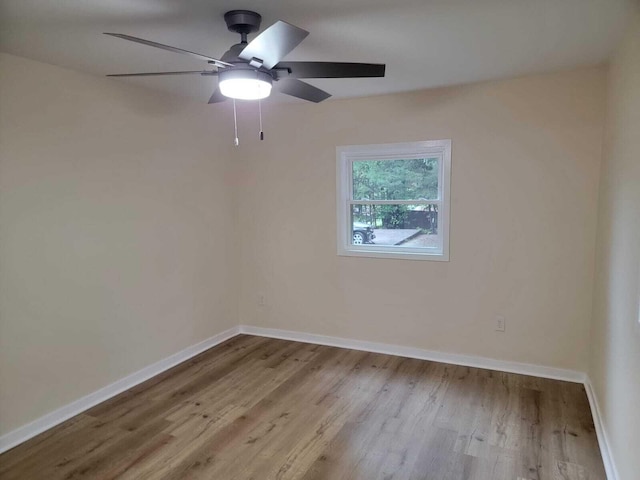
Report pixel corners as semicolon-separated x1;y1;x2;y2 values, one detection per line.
0;0;633;104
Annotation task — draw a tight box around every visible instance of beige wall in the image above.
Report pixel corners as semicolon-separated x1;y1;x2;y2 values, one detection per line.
0;52;612;445
589;8;640;479
0;53;238;435
236;67;606;372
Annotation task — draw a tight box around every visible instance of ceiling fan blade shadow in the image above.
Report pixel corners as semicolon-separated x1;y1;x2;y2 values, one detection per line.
239;21;309;69
276;79;331;103
107;71;218;77
275;62;385;79
104;33;232;68
208;88;227;104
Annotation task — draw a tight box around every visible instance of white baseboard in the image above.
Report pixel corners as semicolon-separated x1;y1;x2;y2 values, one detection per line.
238;325;586;383
0;326;241;454
584;377;618;480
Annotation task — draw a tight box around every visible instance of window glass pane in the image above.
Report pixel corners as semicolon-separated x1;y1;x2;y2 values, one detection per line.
352;158;439;201
350;204;439;248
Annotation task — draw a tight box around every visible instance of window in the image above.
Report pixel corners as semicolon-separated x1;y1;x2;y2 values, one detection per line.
336;140;451;261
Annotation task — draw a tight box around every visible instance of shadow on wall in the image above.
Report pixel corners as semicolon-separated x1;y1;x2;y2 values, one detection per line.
104;77;197;117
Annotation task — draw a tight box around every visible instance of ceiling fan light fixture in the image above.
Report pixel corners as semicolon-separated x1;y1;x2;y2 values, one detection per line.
219;69;272;100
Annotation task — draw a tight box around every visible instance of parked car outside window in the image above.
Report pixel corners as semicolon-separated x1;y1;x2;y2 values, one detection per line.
352;222;375;244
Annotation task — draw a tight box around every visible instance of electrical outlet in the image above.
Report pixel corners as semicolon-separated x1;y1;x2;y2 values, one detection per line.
495;316;506;332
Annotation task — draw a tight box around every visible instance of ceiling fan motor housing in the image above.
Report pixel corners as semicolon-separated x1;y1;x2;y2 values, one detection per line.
220;42;248;63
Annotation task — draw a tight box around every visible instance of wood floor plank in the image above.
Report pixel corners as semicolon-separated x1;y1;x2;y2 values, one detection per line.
0;336;606;480
0;414;98;475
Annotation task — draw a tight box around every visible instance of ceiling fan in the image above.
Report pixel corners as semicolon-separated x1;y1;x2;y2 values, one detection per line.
105;10;386;104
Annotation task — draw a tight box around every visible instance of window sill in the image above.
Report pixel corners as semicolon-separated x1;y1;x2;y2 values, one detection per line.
338;247;449;262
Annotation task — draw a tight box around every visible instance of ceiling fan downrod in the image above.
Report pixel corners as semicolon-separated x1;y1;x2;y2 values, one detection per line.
224;10;262;44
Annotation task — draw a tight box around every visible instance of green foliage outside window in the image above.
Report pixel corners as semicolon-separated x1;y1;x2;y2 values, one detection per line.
352;158;439;231
352;158;438;201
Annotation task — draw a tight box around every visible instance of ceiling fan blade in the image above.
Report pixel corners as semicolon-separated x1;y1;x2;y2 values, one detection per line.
103;33;232;68
239;21;309;69
276;79;331;103
208;88;227;104
274;62;386;79
107;71;218;77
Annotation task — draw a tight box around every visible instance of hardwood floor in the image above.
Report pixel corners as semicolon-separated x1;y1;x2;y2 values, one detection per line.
0;335;606;480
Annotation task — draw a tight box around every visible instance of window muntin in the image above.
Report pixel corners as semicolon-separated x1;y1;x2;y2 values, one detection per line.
337;141;451;261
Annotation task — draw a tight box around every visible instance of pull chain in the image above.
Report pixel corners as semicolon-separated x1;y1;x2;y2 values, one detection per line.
233;98;239;147
258;99;264;141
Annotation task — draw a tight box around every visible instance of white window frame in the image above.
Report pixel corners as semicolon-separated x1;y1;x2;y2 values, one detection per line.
336;140;451;261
